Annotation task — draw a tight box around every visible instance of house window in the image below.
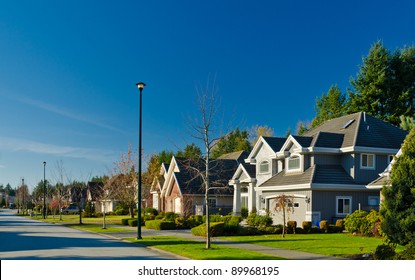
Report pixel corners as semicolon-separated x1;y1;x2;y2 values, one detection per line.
368;196;380;206
387;155;394;164
336;196;352;216
259;161;270;174
361;154;375;169
207;198;217;208
287;155;301;171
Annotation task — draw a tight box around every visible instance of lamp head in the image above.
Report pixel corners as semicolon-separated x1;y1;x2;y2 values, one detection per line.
136;82;146;92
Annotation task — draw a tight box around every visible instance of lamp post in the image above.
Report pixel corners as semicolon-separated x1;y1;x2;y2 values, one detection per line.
43;161;46;219
136;82;146;239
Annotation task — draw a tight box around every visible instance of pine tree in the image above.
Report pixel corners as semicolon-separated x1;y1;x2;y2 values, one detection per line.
380;127;415;247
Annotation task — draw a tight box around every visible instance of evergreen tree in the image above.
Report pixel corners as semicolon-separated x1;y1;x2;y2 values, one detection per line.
176;143;202;159
381;127;415;247
211;128;251;158
311;84;347;128
348;41;415;126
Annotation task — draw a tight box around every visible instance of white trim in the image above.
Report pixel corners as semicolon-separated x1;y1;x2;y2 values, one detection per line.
341;146;399;154
311;183;368;190
280;135;303;152
286;154;302;173
255;183;311;191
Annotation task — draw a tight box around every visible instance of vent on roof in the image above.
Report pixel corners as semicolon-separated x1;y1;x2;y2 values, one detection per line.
342;119;355;129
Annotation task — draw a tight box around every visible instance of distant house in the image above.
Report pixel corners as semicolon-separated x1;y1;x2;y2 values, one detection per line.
230;112;407;226
153;151;247;217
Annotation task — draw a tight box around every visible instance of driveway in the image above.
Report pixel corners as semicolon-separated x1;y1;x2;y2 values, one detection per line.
0;209;176;260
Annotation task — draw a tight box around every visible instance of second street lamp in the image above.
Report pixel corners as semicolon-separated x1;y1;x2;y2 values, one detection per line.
43;161;46;219
136;82;146;240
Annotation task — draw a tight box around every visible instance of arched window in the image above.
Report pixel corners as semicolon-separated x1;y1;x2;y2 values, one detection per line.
287;155;300;171
259;161;270;174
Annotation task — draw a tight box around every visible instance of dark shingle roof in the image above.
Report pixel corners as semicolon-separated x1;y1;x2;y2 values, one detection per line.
292;136;313;147
174;157;239;195
312;165;355;184
262;137;287;152
242;163;256;178
261;166;315;187
218;150;249;163
260;164;358;188
303;112;407;149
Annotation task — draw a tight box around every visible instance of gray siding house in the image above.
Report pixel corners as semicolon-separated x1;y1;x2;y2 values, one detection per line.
230;112;407;226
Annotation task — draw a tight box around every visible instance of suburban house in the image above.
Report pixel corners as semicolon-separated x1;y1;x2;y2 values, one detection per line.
152;151;247;217
367;149;402;197
230;112;407;226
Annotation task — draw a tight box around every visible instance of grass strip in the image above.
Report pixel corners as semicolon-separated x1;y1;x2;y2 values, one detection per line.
125;236;285;260
219;233;385;258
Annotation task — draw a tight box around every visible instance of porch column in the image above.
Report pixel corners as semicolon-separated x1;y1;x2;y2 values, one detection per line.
247;181;256;213
232;182;241;216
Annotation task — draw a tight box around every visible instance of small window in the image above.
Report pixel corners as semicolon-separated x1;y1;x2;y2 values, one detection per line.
336;196;352;216
288;155;300;171
259;161;270;174
361;154;375;169
207;198;217;208
368;196;380;206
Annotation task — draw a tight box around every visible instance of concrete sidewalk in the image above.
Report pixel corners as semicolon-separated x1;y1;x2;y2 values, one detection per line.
101;226;342;260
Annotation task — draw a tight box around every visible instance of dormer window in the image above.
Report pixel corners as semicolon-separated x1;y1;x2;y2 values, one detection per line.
287;155;301;172
361;153;375;170
259;161;270;174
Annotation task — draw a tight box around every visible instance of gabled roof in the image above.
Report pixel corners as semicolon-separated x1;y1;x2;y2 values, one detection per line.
162;152;247;197
246;136;287;162
302;112;407;149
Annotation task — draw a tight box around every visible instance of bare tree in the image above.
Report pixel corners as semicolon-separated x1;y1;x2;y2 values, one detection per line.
51;160;70;221
110;145;138;219
273;194;295;238
185;78;225;249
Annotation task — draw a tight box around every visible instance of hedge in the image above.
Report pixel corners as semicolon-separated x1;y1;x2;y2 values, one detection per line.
191;222;225;237
145;220;176;230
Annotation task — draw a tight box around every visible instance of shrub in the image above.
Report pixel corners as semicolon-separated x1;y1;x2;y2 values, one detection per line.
175;216;188;229
241;207;249;219
319;220;329;232
121;218;130;226
187;215;204;228
163;212;177;222
310;226;322;233
115;205;128;216
302;221;312;233
191;222;225;237
365;210;381;236
344;210;368;234
327;225;343;233
128;219;138;227
374;244;396;260
227;216;242;226
395;246;415;260
95;212;103;218
209;214;222;222
145;220;176;230
335;219;345;230
246;212;257;226
145;207;158;216
287;221;297;234
83;201;95;218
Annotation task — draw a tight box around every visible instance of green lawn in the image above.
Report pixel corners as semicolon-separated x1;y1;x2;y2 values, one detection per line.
219;233;385;258
126;236;285;260
31;214;133;225
67;223;135;233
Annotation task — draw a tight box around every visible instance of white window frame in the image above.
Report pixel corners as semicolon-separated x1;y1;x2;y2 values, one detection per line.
286;154;301;173
360;153;375;170
207;198;217;208
336;196;352;216
387;154;394;165
259;160;270;174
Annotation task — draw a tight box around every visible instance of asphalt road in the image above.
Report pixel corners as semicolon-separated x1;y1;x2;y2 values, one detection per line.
0;209;175;260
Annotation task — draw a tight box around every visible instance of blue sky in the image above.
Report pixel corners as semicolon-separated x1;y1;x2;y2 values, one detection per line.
1;0;414;190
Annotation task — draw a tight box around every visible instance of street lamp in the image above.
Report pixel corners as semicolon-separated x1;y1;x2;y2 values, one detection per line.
43;161;46;219
136;82;146;239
